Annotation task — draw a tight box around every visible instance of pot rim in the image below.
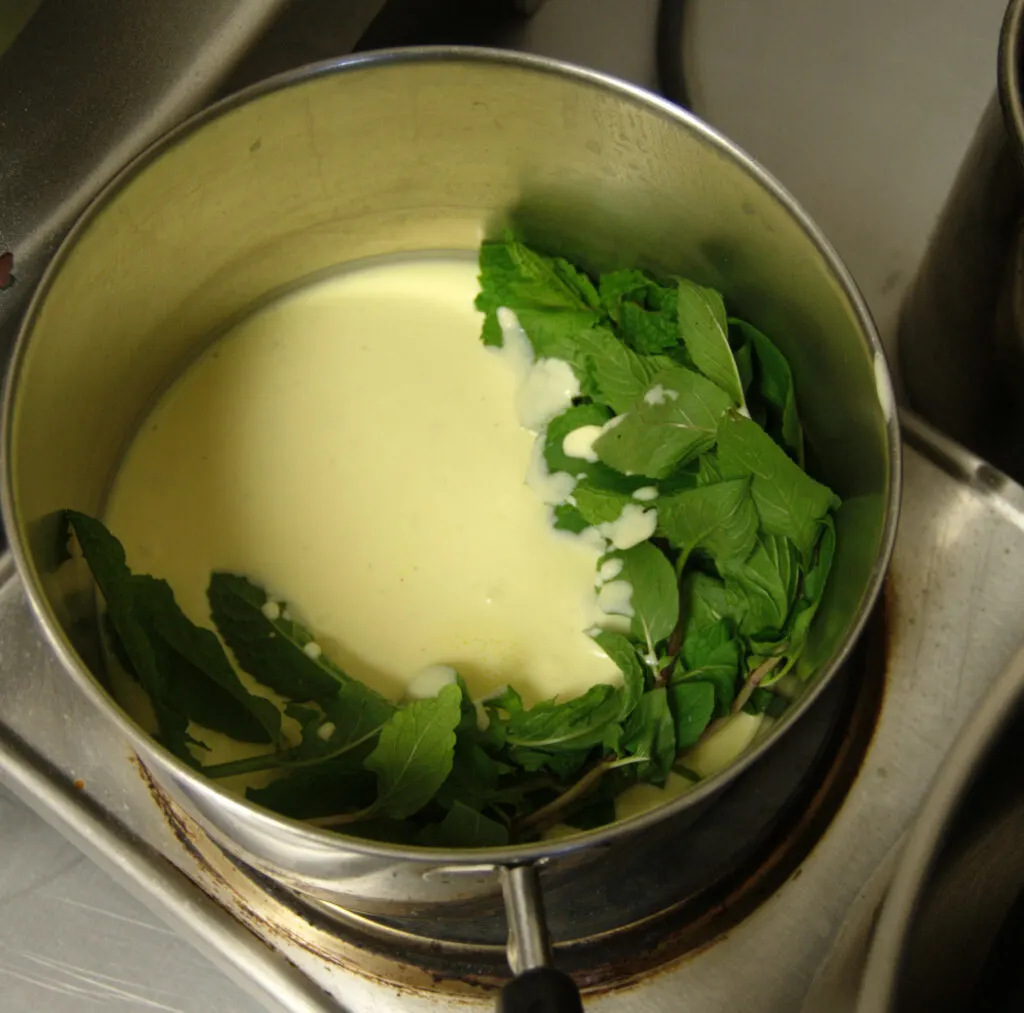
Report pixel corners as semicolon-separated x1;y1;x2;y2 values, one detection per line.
1000;0;1024;168
0;44;902;867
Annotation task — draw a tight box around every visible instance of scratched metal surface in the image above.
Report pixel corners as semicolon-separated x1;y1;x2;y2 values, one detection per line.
0;789;250;1011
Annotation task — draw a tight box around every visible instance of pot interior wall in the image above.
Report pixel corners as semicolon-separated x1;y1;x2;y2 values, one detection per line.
4;53;894;873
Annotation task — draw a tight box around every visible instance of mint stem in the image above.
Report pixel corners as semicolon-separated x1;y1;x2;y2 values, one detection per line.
691;655;783;746
201;751;294;779
202;722;387;779
514;755;644;836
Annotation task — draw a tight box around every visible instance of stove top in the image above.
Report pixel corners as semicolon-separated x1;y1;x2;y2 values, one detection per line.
3;415;1023;1011
1;0;1019;1009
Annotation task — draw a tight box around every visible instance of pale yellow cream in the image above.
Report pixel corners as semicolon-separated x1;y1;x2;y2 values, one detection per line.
105;256;620;705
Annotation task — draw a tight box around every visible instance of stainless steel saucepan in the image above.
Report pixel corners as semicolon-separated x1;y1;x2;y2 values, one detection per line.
0;48;899;1010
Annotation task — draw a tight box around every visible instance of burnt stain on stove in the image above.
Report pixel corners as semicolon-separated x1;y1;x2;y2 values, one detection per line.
131;754;499;1000
128;599;889;999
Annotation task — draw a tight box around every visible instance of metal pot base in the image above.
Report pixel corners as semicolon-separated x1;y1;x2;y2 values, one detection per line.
133;619;881;989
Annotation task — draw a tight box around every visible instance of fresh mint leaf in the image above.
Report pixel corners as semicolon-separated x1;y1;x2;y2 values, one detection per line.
544;405;645;491
681;571;751;644
574;483;636;525
589;629;646;719
510;747;593;780
435;739;513;813
656;478;759;568
208;573;362;705
594;367;733;479
287;679;395;762
621;687;676;781
804;515;836;603
544;403;614;475
551;503;590;534
66;512;191;761
246;757;376;820
364;682;462;820
604;542;679;659
544;404;650;527
733;331;755;394
618;301;680;355
599;269;681;354
677;618;741;716
668;680;716;750
730;318;804;465
502;683;623;753
570;327;677;413
598;269;660;320
676;278;746;410
475;238;600;350
717;533;799;637
769;517;837;682
716;415;839;558
131;575;281;745
697;453;723;486
418;801;510;848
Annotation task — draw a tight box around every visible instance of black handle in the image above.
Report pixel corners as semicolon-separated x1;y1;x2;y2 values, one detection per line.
498;865;585;1013
498;967;584;1013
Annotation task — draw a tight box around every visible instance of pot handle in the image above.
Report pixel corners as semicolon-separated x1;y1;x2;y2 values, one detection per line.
497;864;584;1013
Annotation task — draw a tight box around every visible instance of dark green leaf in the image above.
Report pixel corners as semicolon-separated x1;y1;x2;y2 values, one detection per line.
603;542;679;656
621;687;676;781
804;515;836;603
677;618;741;717
475;237;600;350
66;512;191;761
697;453;723;486
551;503;590;534
574;484;636;525
716;415;839;558
287;680;395;762
597;266;682;354
594;367;733;479
734;335;754;394
510;748;595;781
619;302;680;355
656;478;759;567
598;269;660;320
768;517;837;682
208;573;372;705
681;571;750;642
717;533;799;637
589;629;646;719
246;757;376;820
131;575;281;744
365;682;462;819
418;801;510;848
544;403;614;477
730;318;804;464
668;681;716;750
568;327;677;413
435;739;511;812
676;278;746;409
503;684;623;752
744;687;775;715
